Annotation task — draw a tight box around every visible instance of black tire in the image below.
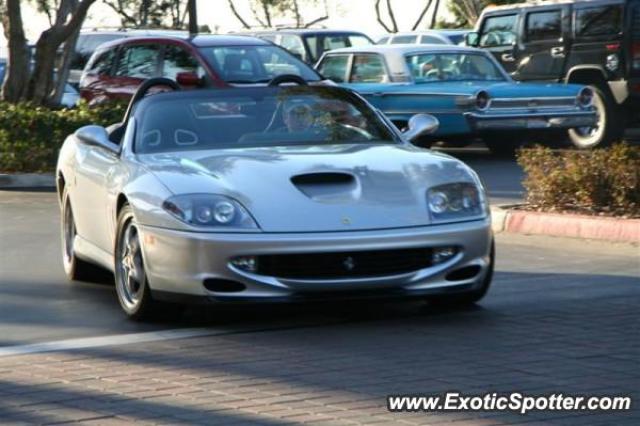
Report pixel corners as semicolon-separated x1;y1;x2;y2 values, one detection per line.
568;85;623;149
484;137;521;157
114;204;160;321
61;188;104;282
425;240;495;306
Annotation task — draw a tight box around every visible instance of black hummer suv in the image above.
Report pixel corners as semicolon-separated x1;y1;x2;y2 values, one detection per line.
467;0;638;148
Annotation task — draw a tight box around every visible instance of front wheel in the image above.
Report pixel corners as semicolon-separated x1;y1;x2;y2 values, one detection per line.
568;85;622;149
114;204;159;320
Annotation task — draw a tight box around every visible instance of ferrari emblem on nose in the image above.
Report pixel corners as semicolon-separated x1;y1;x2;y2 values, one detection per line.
343;256;355;271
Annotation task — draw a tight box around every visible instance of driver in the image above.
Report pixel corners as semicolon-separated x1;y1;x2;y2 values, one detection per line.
283;100;315;133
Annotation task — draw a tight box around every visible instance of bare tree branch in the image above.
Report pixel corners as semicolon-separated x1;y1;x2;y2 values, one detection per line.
412;0;433;30
227;0;251;28
375;0;392;33
385;0;398;32
429;0;441;28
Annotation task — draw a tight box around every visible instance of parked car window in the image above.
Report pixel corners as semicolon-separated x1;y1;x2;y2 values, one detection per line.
86;48;116;75
391;35;418;44
115;44;160;78
280;35;306;61
304;34;371;62
420;35;446;44
405;53;504;82
317;55;349;82
258;34;277;42
199;45;320;83
526;10;562;41
479;14;517;47
162;45;201;80
350;54;387;83
377;36;389;44
575;5;622;37
71;33;124;70
446;34;466;45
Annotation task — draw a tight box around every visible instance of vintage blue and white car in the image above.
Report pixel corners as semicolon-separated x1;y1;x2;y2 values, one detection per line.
316;45;597;154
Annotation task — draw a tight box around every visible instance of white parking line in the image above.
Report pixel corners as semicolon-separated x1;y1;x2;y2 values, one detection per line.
0;328;219;357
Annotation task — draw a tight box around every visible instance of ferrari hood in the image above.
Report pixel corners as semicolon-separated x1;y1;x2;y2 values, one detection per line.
140;144;477;232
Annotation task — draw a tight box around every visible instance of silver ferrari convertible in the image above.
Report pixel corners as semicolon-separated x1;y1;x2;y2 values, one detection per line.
57;76;494;320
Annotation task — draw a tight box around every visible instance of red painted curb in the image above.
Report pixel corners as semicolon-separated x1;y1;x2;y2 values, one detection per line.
504;210;640;243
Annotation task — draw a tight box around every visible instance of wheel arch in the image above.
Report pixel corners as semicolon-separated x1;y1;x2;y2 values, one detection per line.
565;66;608;90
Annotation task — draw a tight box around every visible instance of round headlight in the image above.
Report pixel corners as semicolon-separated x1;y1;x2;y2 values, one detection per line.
195;205;214;224
577;87;594;108
475;91;490;111
429;191;449;214
214;201;236;224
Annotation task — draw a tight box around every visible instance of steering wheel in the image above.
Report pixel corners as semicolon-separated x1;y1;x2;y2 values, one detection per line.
336;123;374;141
268;74;308;87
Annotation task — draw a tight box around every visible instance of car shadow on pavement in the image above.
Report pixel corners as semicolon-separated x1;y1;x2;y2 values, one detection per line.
0;270;638;424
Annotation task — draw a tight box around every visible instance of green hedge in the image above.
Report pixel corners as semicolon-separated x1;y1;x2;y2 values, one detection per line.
517;144;640;218
0;102;126;173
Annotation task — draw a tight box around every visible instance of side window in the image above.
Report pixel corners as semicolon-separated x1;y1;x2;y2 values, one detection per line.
479;14;518;47
86;48;116;75
377;36;389;45
280;35;306;61
420;35;446;44
115;44;160;78
575;6;622;37
162;45;202;80
526;10;562;42
317;55;349;82
350;54;387;83
391;35;418;44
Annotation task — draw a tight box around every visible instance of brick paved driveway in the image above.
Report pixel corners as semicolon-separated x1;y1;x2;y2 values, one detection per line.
0;234;638;425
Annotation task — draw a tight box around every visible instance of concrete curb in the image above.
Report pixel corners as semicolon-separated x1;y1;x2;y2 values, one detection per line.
491;206;640;243
0;173;56;189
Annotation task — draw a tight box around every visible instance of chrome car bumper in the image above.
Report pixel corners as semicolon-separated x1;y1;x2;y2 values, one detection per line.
465;110;596;131
139;219;492;303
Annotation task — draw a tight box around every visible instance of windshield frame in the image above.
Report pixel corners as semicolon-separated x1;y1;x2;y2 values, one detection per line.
404;50;510;84
131;86;402;155
198;44;322;84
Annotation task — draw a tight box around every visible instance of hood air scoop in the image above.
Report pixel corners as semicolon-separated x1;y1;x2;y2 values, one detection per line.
291;172;359;203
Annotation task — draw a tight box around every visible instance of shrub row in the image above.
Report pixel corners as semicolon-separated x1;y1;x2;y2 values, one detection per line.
0;102;126;173
517;144;640;218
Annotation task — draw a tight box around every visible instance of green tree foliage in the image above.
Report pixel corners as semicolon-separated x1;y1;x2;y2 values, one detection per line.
103;0;188;29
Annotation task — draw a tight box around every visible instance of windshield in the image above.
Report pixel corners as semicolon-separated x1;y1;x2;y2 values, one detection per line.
135;87;397;154
198;45;320;84
406;52;505;83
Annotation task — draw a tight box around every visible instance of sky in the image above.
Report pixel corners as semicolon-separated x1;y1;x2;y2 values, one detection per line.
1;0;456;51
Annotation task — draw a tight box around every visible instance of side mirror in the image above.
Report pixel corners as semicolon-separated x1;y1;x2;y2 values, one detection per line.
403;114;439;143
176;71;201;87
465;32;479;47
75;125;119;154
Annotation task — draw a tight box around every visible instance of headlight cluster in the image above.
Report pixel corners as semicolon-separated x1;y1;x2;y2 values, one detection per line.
576;87;594;108
427;183;486;223
162;194;258;229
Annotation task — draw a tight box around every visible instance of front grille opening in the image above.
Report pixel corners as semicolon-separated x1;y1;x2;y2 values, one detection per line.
445;265;481;282
256;247;433;280
203;279;246;293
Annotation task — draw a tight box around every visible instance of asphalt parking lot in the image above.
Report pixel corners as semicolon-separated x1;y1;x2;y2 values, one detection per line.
1;154;638;425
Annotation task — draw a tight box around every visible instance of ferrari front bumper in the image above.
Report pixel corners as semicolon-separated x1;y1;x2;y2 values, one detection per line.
139;218;492;303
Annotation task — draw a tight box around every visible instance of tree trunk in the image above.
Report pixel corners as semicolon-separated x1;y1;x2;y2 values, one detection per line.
1;0;30;102
51;25;80;106
22;0;96;105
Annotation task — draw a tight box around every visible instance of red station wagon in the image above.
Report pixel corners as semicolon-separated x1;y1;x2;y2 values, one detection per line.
80;34;323;105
